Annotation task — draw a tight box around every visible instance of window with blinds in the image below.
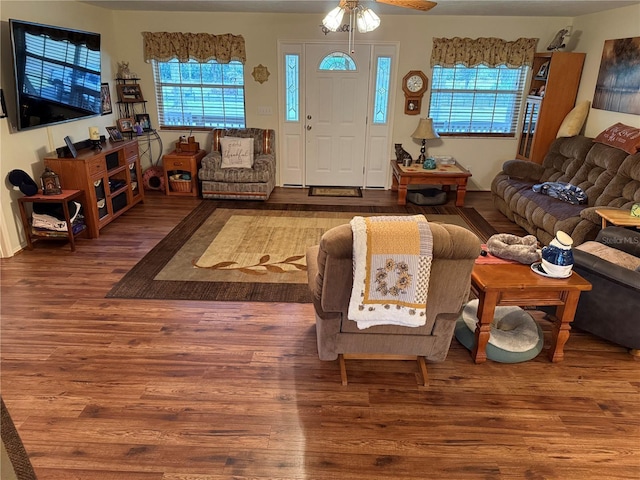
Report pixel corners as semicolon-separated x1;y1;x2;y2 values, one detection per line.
428;64;528;136
151;59;245;130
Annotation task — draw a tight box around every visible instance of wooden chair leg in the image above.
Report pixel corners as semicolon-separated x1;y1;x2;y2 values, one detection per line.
339;354;428;386
339;354;348;385
417;356;428;387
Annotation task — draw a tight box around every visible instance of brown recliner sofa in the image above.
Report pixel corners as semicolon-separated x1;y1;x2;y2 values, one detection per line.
491;135;640;245
306;221;481;383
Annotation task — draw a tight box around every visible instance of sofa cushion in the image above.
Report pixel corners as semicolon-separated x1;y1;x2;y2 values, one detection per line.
594;122;640;155
556;100;590;138
576;241;640;271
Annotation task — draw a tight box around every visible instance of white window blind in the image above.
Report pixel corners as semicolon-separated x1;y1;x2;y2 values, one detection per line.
429;64;528;136
151;59;245;129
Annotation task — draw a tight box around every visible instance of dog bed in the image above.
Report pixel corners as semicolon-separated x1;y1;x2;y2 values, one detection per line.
455;299;544;363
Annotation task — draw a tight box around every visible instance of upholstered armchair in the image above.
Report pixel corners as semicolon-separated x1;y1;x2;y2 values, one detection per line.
306;221;481;385
571;227;640;357
198;128;276;200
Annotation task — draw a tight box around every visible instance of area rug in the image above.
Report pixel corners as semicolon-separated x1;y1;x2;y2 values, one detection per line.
308;186;362;197
1;398;37;480
106;201;496;303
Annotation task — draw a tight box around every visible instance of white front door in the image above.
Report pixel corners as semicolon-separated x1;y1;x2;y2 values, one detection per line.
304;44;371;187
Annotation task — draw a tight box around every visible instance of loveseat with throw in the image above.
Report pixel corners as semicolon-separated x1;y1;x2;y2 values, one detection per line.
571;227;640;356
306;220;481;384
198;128;276;200
491;133;640;245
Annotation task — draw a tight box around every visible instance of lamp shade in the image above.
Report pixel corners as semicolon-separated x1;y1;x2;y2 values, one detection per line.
411;118;440;140
357;8;380;33
323;6;345;31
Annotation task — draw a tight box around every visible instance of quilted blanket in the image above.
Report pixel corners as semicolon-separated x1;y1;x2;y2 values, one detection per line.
348;215;433;329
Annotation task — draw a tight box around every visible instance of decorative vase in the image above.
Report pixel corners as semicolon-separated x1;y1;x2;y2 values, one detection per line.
540;231;574;277
423;157;436;170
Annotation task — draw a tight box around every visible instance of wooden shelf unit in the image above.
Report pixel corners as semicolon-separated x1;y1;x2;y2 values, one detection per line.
44;139;144;238
516;52;586;164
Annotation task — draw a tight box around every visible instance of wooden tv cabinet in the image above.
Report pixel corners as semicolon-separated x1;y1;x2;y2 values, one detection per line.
44;139;144;238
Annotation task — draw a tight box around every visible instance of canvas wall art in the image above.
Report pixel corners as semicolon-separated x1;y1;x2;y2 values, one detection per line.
592;37;640;115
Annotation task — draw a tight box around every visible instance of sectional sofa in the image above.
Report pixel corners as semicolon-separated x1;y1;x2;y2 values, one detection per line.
491;135;640;245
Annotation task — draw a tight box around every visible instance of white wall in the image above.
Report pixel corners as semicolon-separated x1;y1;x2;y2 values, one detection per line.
572;4;640;135
1;1;638;256
1;1;118;256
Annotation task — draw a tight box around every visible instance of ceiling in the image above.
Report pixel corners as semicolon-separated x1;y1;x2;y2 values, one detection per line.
81;0;639;17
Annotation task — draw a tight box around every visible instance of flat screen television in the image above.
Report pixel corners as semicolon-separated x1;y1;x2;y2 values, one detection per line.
9;19;101;131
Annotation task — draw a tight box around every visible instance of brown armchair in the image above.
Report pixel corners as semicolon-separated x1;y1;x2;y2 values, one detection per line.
306;221;481;385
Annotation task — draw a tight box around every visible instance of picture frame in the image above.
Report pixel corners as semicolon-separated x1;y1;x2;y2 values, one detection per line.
117;117;134;132
106;126;124;142
116;83;144;103
536;61;550;79
64;135;78;158
100;83;112;115
135;113;152;132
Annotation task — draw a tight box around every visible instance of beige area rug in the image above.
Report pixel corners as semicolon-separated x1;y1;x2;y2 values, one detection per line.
107;201;496;303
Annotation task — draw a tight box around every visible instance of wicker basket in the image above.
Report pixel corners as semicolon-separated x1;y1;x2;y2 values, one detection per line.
169;178;192;193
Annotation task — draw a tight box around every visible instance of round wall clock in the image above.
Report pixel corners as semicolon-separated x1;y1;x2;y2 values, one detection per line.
402;70;428;97
402;70;428;115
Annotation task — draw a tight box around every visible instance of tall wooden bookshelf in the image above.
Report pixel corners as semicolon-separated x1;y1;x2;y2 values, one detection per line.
517;52;586;164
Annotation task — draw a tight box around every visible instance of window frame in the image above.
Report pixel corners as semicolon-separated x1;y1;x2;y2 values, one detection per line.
428;63;529;138
151;58;246;131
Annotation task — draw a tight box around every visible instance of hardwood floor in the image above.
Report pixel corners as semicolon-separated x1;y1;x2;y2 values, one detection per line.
2;188;638;480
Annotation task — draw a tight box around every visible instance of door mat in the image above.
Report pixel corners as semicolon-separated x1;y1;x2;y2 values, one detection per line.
308;186;362;198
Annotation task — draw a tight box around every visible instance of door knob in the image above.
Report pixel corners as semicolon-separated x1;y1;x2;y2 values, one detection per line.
307;115;312;120
306;125;312;130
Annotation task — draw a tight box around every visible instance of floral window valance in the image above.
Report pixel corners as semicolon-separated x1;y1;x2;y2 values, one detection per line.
142;32;246;64
431;37;538;68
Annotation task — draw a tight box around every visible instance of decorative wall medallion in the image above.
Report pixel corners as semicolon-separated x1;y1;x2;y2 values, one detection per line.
252;64;270;84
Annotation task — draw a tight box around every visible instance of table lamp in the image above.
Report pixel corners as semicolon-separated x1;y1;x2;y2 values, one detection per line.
411;118;439;165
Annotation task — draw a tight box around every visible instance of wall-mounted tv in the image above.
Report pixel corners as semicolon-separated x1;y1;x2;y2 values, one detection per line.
9;19;101;131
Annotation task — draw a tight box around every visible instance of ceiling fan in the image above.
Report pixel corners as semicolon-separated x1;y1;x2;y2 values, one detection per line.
322;0;437;53
323;0;437;52
349;0;438;12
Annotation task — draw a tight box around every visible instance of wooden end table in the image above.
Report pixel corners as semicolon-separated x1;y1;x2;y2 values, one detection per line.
18;189;86;252
391;160;471;207
470;264;592;363
595;207;640;229
163;149;207;197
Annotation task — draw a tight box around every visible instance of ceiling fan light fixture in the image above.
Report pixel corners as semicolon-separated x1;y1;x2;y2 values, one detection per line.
356;8;380;33
322;6;346;31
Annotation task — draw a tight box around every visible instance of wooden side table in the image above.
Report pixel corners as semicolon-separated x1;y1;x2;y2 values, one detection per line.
390;160;471;207
162;149;207;197
18;189;86;252
470;264;592;363
595;207;640;229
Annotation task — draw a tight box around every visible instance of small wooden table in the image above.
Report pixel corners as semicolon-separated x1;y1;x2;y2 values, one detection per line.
18;189;86;252
595;207;640;229
470;264;592;363
390;160;471;206
163;149;207;197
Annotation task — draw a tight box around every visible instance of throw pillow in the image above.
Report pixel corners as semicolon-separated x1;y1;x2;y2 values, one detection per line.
556;100;590;138
220;137;254;168
594;123;640;155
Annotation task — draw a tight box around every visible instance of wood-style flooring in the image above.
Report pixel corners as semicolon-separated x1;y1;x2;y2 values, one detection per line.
1;188;638;480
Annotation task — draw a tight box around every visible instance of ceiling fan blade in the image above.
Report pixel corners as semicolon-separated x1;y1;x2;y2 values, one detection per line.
375;0;438;12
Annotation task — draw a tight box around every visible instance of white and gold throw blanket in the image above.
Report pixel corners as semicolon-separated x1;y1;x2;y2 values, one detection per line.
348;215;433;329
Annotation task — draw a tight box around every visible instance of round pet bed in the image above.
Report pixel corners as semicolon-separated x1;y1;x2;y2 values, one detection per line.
455;299;543;363
407;188;447;206
143;166;165;191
